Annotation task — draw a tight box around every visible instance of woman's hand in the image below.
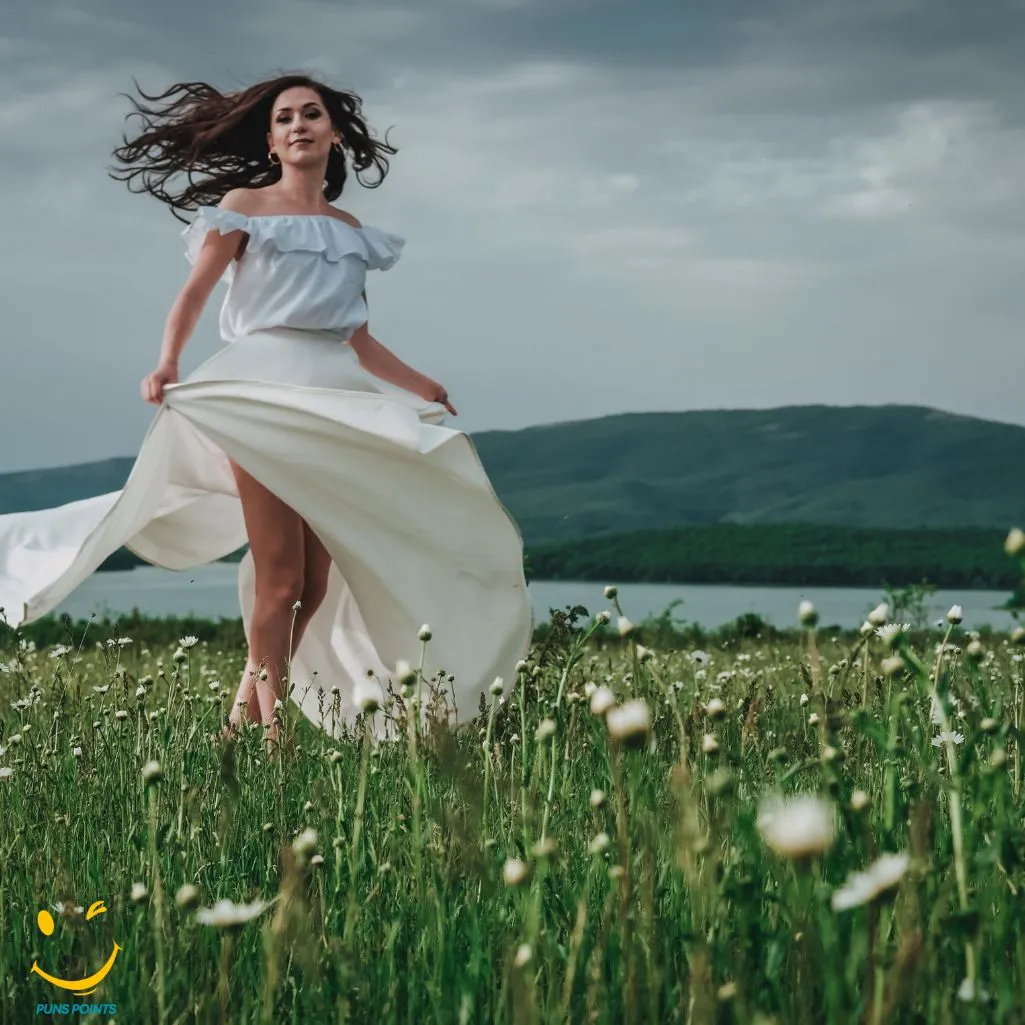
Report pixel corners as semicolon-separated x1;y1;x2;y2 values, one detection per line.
141;361;179;405
413;375;457;416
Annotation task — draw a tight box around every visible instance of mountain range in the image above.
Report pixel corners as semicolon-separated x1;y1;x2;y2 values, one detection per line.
2;404;1023;548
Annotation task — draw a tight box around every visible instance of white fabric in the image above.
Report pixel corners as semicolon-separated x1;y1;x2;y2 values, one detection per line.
0;210;533;737
181;207;405;342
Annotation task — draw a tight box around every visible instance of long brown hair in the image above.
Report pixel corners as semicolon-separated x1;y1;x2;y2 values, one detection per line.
109;73;398;222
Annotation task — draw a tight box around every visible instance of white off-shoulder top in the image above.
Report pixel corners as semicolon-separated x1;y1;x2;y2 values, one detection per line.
181;207;405;343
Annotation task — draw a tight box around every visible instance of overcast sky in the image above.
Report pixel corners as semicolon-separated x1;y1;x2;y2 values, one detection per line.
1;0;1023;472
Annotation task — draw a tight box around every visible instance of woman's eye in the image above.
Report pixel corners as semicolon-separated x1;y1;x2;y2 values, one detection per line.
307;110;321;119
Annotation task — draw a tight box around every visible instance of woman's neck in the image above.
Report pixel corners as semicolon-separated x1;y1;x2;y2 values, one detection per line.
269;171;330;211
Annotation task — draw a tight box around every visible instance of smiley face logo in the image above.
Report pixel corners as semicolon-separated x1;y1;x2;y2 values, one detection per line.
31;900;121;995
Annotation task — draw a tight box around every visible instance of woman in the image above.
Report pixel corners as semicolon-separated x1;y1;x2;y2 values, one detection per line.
0;73;533;751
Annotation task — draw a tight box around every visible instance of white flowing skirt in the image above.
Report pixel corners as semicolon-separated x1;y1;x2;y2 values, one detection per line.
0;328;534;736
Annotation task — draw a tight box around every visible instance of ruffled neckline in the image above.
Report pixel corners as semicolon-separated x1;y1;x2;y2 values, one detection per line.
182;206;405;273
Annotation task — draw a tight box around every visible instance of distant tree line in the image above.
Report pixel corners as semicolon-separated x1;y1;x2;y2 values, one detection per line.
98;523;1023;593
524;523;1021;590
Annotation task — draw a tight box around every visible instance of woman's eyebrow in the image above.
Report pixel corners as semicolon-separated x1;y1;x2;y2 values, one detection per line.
274;102;322;113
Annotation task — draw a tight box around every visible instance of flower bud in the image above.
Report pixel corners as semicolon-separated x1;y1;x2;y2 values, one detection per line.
589;686;616;717
868;603;888;627
354;678;382;716
502;858;529;887
535;718;556;742
756;793;835;859
704;697;725;719
1005;528;1025;558
606;699;651;748
292;828;318;858
175;884;200;909
881;655;906;677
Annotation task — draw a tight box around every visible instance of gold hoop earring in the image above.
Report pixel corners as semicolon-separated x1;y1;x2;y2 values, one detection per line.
332;140;344;154
268;150;280;165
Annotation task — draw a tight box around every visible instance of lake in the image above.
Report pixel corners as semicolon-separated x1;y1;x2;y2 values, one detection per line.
49;563;1021;632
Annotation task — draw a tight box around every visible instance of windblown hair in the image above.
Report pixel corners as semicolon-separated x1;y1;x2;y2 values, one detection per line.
109;73;397;222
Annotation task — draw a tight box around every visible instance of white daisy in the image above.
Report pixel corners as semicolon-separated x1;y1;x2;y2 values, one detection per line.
831;853;910;911
757;794;835;859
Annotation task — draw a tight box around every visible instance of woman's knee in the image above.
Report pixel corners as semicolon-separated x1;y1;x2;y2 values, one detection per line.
253;578;305;621
298;526;331;616
300;565;330;614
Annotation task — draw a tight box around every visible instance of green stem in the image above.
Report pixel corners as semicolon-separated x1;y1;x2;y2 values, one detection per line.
482;693;500;839
348;723;373;884
519;666;529;847
610;744;636;1025
147;786;167;1025
908;626;975;989
539;739;557;844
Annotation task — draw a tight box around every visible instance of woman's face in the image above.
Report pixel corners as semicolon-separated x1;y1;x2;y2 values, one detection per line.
266;85;338;167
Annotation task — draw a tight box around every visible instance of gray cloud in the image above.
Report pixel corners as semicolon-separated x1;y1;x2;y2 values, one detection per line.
1;0;1024;472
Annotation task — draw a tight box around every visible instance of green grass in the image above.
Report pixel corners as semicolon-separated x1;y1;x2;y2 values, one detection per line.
1;601;1024;1023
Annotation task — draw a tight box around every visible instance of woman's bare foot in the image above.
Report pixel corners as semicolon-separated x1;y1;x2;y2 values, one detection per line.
218;721;241;743
263;719;295;761
215;685;261;743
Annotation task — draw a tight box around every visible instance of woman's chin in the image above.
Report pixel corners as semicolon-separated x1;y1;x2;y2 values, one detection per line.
283;148;325;166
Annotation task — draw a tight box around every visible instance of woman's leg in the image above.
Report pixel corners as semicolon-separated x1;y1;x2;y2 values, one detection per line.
222;526;332;738
291;522;332;649
227;461;307;735
221;475;334;744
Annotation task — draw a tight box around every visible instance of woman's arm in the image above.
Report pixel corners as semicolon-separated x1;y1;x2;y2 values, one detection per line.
349;324;430;393
346;290;430;393
156;195;248;370
142;192;247;404
347;289;455;412
156;247;233;369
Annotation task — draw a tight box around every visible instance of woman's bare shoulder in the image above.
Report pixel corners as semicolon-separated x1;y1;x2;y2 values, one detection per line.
218;188;263;215
218;189;361;228
325;208;362;229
